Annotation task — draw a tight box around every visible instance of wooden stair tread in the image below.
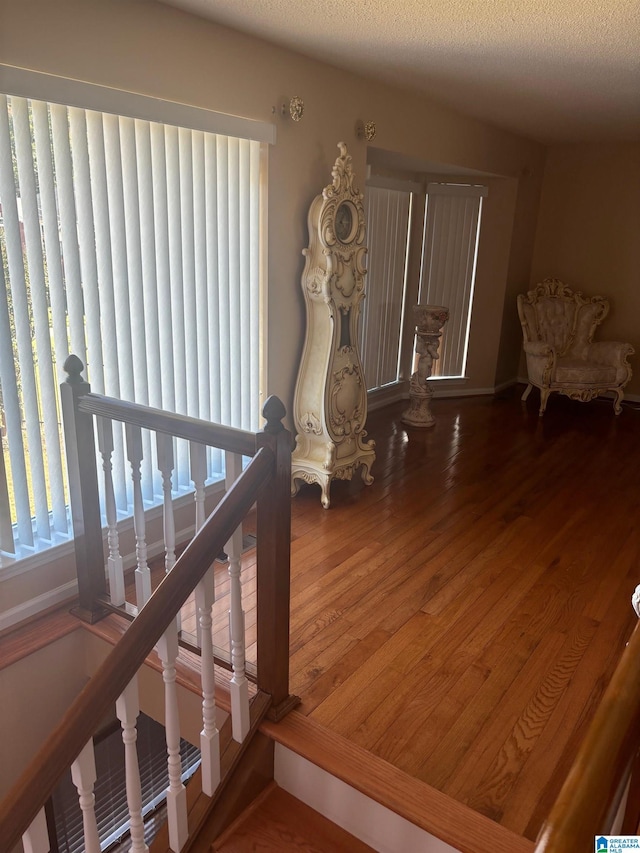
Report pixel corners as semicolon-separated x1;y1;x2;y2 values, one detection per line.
262;710;534;853
213;784;376;852
0;607;81;671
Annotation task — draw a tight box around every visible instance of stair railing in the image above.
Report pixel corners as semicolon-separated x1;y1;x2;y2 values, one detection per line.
534;617;640;851
0;357;295;853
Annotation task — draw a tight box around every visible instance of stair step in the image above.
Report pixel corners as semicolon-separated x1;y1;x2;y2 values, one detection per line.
212;783;376;852
262;711;535;853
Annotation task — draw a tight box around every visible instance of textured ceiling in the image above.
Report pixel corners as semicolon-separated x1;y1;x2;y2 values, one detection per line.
159;0;640;144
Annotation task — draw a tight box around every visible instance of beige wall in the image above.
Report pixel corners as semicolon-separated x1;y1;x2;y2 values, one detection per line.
495;160;547;387
0;630;88;799
1;629;221;831
467;175;519;389
0;0;545;619
1;0;544;411
529;142;640;395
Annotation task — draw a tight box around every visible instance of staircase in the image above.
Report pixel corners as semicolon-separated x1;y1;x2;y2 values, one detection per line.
5;374;640;853
1;607;528;853
211;784;376;852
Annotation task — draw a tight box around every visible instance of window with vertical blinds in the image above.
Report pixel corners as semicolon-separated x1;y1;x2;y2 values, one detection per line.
0;85;267;562
419;183;486;379
360;184;413;391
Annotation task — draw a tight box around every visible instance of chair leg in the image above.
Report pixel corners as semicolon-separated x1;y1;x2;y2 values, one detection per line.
521;383;533;402
539;389;550;417
614;388;624;415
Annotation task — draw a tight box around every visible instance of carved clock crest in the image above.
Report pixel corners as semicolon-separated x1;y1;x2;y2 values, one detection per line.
291;142;376;508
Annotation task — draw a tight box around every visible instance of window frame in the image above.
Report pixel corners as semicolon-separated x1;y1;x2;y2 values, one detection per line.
0;65;273;580
418;182;487;380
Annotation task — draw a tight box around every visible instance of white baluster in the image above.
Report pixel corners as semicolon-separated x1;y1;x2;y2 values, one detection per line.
157;433;176;574
157;621;188;851
191;439;220;790
116;679;149;853
225;451;250;742
196;568;221;795
22;808;49;853
157;432;180;632
70;740;101;853
126;424;151;607
189;442;207;533
190;441;208;647
96;417;125;605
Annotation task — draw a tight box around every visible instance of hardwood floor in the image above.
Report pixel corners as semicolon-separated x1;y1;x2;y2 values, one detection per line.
169;386;640;842
281;388;640;841
4;386;638;847
213;783;376;852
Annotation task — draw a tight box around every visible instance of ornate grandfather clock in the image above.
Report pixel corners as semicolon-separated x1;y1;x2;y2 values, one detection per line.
291;142;376;508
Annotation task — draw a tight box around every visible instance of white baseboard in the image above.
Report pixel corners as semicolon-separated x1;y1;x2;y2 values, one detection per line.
368;380;518;410
494;378;519;393
274;744;459;853
431;385;495;399
367;383;407;411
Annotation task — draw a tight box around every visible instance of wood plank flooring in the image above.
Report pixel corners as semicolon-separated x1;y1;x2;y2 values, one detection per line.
179;387;640;842
7;387;638;848
212;783;376;852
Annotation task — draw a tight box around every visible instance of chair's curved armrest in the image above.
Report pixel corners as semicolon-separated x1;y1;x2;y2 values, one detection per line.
523;341;556;387
587;340;635;367
523;341;555;360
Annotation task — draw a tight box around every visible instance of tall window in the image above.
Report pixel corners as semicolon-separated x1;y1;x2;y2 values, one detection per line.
419;183;486;378
360;183;413;391
0;79;269;561
360;178;486;393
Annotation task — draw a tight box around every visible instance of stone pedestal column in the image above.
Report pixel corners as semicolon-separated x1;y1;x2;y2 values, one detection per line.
402;305;449;428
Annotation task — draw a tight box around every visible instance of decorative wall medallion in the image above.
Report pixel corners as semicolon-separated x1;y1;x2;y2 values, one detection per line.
356;120;377;141
289;96;304;122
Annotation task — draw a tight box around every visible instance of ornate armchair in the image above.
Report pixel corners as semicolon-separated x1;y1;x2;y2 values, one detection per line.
517;279;634;416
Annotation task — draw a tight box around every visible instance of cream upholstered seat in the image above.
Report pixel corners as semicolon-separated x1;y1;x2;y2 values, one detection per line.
517;279;634;416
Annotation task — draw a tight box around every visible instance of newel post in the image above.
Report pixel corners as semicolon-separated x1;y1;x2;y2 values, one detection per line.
60;355;107;622
255;396;299;719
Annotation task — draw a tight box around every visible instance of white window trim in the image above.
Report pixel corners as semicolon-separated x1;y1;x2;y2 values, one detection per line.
0;64;276;145
0;68;272;581
419;182;487;379
361;184;414;392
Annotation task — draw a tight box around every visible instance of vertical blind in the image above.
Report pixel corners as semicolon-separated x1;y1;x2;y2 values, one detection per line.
419;183;486;378
0;92;263;559
360;185;412;391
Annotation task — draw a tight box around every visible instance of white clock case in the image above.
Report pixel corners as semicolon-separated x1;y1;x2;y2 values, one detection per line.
291;142;376;508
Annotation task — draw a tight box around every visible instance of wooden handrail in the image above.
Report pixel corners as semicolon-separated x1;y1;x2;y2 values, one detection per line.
77;393;258;458
60;356;270;623
0;446;275;853
534;618;640;852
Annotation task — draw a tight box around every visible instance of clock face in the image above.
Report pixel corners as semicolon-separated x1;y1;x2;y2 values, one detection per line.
335;201;355;243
